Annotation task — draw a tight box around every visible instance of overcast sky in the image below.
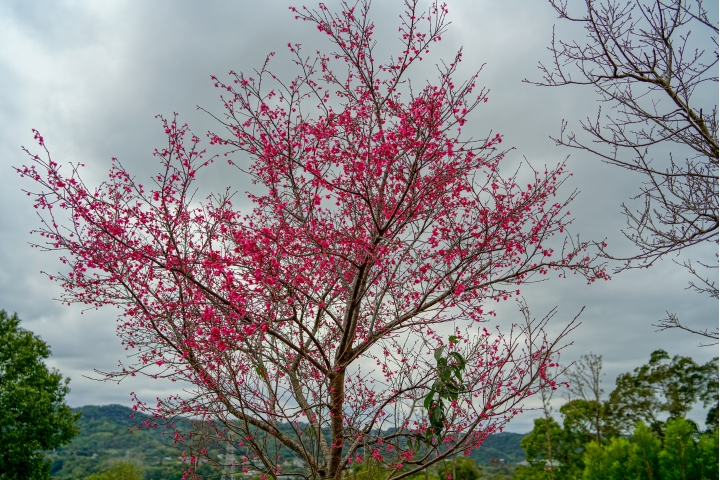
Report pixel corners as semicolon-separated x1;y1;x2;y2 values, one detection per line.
0;0;717;434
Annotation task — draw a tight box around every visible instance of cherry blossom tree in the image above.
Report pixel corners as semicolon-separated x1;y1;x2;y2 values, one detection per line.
19;2;606;479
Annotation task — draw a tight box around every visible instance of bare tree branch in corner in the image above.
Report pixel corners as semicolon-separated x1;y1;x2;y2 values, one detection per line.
527;0;718;343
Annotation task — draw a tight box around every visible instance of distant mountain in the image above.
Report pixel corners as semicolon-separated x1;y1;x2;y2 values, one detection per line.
47;404;198;480
48;405;525;479
468;432;525;466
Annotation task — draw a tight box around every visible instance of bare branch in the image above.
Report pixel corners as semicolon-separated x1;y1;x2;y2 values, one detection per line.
530;0;718;342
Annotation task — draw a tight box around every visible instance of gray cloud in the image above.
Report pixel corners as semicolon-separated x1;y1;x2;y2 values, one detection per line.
0;0;716;435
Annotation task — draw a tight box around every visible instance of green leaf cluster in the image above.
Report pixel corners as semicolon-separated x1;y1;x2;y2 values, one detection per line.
0;310;80;480
423;337;467;444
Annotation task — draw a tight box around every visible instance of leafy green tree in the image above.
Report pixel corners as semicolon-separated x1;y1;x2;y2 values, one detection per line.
699;359;719;431
657;417;719;480
659;418;699;479
520;417;563;468
704;403;718;432
0;310;80;480
515;417;570;480
582;436;634;480
583;419;717;480
627;422;661;479
84;461;143;480
582;423;660;480
693;426;720;479
515;353;607;480
516;350;718;479
558;400;608;465
606;350;718;434
516;397;598;480
457;457;482;480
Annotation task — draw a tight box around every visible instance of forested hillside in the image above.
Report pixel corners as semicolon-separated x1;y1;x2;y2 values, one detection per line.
47;405;204;480
47;405;524;479
468;433;525;466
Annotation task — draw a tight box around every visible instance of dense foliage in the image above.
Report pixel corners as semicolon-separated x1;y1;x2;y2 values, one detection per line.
514;350;719;479
607;350;718;434
583;420;718;480
0;310;79;480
